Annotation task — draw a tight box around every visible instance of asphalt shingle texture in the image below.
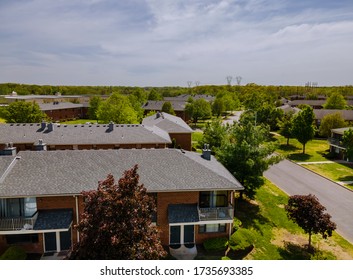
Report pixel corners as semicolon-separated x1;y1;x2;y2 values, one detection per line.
33;209;73;230
168;204;199;223
0;149;244;197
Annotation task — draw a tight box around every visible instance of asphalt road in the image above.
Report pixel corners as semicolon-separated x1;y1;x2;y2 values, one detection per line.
264;159;353;244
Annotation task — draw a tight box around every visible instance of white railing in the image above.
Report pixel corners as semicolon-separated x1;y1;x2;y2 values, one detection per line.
0;212;38;231
198;205;233;221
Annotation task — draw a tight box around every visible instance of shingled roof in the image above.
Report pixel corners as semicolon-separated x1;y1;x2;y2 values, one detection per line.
0;149;244;197
142;112;193;133
0;123;171;145
142;100;186;112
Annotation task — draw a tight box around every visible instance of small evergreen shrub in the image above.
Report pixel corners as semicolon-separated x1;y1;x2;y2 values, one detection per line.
203;237;228;251
0;246;27;260
229;228;255;251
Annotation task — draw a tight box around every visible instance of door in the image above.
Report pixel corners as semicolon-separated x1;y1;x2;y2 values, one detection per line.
184;225;194;244
170;226;181;245
44;232;57;252
60;229;72;250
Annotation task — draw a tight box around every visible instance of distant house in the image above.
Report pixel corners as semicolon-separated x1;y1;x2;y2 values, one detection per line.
0;122;171;151
313;109;353;127
142;100;188;121
142;94;215;122
328;127;353;161
39;102;88;122
0;148;243;255
142;112;193;151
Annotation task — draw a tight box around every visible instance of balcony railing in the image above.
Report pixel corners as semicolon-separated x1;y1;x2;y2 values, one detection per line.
0;212;38;231
198;205;233;221
328;138;346;149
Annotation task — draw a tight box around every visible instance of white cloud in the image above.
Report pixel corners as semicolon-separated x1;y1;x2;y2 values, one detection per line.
0;0;353;86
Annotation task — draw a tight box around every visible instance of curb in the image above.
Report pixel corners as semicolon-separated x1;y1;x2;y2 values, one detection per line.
288;159;353;193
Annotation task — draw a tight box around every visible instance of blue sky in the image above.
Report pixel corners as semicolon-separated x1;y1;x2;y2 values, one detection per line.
0;0;353;87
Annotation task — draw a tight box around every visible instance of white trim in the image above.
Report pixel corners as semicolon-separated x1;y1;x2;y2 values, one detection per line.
169;219;233;226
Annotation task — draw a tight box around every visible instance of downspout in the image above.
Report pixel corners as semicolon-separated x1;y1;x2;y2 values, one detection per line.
75;195;80;242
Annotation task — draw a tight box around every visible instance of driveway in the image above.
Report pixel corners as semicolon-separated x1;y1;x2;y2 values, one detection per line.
264;159;353;244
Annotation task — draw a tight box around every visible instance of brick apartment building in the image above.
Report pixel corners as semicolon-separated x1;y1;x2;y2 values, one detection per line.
0;148;243;255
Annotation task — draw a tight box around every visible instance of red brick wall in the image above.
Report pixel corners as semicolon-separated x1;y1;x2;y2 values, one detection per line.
169;133;192;151
196;224;231;244
157;192;199;245
37;195;82;245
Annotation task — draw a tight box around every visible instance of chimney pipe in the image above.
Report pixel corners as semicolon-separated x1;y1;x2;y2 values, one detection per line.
47;123;54;132
34;139;47;151
0;143;17;156
108;121;114;131
202;144;211;160
41;121;46;130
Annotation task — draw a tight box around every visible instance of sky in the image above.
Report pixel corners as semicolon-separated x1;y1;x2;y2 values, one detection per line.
0;0;353;87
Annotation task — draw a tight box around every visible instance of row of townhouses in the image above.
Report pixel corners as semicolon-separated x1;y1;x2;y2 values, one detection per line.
0;112;243;256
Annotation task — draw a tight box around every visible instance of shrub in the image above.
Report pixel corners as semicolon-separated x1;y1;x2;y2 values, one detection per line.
233;217;242;231
0;246;27;260
203;237;228;251
229;228;255;251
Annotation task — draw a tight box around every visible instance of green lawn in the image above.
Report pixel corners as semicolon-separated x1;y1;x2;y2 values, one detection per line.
197;179;353;260
273;134;330;162
304;163;353;190
0;117;5;123
60;119;98;124
236;179;353;259
192;131;203;152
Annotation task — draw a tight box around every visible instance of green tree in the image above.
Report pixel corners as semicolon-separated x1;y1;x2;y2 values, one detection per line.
285;194;336;250
212;98;225;117
342;128;353;161
88;96;102;120
96;92;139;124
161;101;175;115
324;92;347;109
3;101;46;123
185;98;212;125
217;122;281;199
147;89;163;101
68;165;166;260
319;112;347;138
278;111;294;145
202;118;227;153
291;105;316;154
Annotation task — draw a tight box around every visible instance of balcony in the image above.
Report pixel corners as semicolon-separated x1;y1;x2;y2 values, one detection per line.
198;205;233;221
0;212;38;232
328;138;346;149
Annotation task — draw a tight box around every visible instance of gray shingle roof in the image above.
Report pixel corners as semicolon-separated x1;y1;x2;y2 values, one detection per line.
39;102;84;111
142;112;193;133
0;149;243;197
0;123;171;145
314;109;353;121
142;101;186;111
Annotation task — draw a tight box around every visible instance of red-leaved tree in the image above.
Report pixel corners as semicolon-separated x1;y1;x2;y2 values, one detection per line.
68;165;166;260
285;194;336;250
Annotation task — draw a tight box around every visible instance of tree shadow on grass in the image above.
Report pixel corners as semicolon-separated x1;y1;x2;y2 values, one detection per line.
287;153;311;161
278;242;311;260
235;199;271;234
279;144;299;152
278;242;336;260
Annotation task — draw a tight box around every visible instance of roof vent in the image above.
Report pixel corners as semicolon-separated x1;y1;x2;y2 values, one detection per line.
202;144;211;160
156;111;161;118
108;121;114;131
47;123;55;132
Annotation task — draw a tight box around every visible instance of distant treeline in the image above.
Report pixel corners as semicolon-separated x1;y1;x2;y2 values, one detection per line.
1;83;353;99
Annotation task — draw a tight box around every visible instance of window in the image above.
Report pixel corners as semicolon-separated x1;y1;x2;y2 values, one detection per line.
199;191;228;208
199;224;226;233
0;198;37;218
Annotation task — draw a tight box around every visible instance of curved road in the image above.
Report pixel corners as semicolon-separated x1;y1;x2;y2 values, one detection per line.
264;159;353;244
